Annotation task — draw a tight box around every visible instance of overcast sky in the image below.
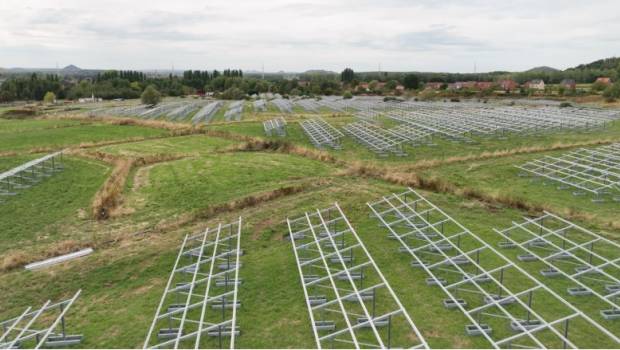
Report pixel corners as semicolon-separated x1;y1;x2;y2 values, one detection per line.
1;0;618;72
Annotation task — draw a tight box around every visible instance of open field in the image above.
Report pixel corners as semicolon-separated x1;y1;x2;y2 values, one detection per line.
0;118;169;152
1;97;619;349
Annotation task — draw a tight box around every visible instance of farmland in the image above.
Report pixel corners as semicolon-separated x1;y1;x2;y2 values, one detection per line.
1;96;619;349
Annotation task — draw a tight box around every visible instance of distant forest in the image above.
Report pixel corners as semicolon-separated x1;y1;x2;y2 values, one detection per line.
0;57;618;102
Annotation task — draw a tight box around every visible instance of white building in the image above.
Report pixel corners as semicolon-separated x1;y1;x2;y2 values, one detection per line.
78;93;102;103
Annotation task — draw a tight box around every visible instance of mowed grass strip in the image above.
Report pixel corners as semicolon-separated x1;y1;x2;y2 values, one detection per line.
0;119;169;152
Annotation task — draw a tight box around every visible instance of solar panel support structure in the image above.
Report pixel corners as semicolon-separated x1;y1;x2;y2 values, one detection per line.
287;203;428;349
143;218;243;349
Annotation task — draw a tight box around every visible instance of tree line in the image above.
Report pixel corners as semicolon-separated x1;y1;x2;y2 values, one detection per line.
1;58;619;102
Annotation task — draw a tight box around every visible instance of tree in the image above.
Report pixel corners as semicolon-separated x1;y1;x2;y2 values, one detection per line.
43;91;56;104
603;82;620;101
558;85;566;96
341;68;355;83
141;85;161;105
385;80;398;90
220;87;245;100
403;74;420;90
591;81;607;92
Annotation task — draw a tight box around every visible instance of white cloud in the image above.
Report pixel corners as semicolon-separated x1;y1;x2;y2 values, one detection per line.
0;0;618;72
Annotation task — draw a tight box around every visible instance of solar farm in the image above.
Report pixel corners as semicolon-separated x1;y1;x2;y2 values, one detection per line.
1;95;620;349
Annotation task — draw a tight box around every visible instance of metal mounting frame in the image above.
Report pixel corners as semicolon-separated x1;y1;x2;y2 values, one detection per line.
0;151;64;202
495;211;620;329
300;118;344;150
287;203;428;349
367;188;619;348
0;290;82;349
516;143;620;201
143;218;243;349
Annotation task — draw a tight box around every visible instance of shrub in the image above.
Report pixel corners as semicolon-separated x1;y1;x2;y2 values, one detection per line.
43;91;56;104
602;82;620;102
383;96;403;102
418;89;436;101
220;87;245;100
343;91;353;99
591;81;607;92
141;85;161;105
559;102;572;108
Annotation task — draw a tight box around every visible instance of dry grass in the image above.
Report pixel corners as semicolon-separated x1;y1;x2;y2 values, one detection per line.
0;147;59;158
0;180;328;272
92;158;135;219
1;239;90;272
345;160;547;212
226;138;340;164
69;150;189;220
339;161;620;231
46;113;203;135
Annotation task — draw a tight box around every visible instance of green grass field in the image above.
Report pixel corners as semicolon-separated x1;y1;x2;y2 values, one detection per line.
0;108;619;349
0;118;169;152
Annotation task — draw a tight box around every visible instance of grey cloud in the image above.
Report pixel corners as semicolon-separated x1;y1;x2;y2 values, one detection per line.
347;26;495;53
78;21;214;43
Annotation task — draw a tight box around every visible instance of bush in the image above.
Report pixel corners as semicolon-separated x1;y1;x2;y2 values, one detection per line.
559;102;572;108
43;91;56;104
141;85;161;105
418;90;436;101
343;91;353;99
403;74;420;90
220;87;246;100
383;96;403;102
1;107;38;119
558;86;566;96
602;82;620;102
591;81;607;92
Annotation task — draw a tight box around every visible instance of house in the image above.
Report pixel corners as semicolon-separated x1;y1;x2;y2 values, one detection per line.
476;82;494;90
297;80;310;87
453;81;477;90
78;93;102;103
395;85;405;92
560;79;576;90
425;82;443;90
595;77;612;85
498;79;518;92
375;82;386;90
525;79;545;90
